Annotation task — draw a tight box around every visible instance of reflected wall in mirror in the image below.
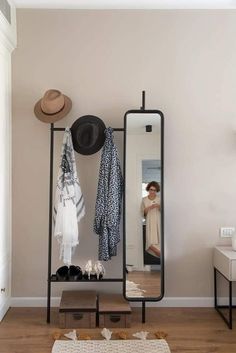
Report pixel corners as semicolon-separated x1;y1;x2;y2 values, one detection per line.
124;110;164;301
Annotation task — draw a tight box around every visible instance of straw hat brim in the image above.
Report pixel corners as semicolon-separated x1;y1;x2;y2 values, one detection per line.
34;95;72;123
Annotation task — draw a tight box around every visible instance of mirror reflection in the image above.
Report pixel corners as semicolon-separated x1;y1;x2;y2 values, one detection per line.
125;112;163;299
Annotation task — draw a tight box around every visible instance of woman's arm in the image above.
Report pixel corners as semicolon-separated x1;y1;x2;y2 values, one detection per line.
146;202;161;215
143;206;149;216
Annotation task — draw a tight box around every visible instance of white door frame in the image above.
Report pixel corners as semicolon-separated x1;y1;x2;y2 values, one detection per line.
0;0;16;321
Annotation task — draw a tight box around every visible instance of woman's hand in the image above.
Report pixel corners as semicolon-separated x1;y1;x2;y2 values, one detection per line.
144;203;160;216
149;203;160;211
144;204;157;215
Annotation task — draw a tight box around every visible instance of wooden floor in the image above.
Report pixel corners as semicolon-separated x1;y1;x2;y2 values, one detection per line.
0;307;236;353
127;270;161;297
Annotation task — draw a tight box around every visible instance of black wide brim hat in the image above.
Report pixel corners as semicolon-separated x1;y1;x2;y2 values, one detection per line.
71;115;106;155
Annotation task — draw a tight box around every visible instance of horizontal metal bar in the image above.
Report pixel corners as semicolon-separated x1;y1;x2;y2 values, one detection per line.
52;127;124;132
50;276;123;282
52;127;65;131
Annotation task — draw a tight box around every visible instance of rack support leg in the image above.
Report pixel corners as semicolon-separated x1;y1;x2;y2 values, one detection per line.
47;123;54;323
142;301;146;323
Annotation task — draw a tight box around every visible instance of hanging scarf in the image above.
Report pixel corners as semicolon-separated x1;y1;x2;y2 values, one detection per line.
94;127;123;261
53;127;85;265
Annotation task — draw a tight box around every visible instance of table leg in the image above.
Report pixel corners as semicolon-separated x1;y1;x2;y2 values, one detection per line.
214;267;217;308
214;267;233;329
229;280;232;329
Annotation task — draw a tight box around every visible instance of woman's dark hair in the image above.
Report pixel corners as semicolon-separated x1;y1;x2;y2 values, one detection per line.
146;181;160;192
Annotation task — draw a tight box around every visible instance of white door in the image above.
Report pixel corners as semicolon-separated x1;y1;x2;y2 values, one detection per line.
0;43;11;321
0;0;16;321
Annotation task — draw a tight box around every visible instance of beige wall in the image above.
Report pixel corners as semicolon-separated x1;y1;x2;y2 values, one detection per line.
12;9;236;298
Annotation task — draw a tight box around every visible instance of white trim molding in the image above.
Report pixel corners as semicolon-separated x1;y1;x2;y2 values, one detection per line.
0;1;16;322
11;297;61;307
0;0;17;52
12;0;236;10
11;296;236;307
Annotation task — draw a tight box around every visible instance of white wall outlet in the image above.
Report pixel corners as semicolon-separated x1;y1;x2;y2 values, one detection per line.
220;227;235;238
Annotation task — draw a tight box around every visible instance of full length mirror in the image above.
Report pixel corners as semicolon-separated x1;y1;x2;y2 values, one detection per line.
124;110;164;301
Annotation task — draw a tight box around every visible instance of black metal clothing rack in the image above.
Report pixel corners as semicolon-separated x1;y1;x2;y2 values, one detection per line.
46;91;148;324
46;123;125;323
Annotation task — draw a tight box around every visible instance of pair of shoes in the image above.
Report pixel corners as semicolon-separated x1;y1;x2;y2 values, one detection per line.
94;261;105;280
56;265;83;281
83;260;105;280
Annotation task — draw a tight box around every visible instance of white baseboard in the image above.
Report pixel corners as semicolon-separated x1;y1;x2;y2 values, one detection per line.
11;297;61;307
130;297;214;307
11;296;236;308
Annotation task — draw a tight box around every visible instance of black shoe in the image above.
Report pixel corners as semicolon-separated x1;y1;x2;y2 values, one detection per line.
56;266;69;281
68;265;83;281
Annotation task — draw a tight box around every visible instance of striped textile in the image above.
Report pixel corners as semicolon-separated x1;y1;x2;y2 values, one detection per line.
53;127;85;265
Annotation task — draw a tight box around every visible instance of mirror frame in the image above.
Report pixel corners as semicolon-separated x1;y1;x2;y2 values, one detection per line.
123;109;164;302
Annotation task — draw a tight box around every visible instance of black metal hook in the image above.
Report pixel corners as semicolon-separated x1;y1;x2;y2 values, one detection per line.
140;90;146;110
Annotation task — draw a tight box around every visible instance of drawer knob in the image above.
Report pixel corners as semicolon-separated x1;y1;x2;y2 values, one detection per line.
1;288;5;293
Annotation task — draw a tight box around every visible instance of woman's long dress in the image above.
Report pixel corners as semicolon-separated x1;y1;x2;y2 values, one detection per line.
141;195;161;254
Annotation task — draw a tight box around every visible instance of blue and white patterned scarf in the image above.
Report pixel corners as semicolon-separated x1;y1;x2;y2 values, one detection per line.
94;127;123;261
54;128;85;265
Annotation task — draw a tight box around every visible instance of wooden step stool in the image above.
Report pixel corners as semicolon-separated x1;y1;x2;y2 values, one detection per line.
59;290;97;328
98;293;131;328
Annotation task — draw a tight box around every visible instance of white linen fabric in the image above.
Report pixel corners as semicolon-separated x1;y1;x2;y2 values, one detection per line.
53;127;85;265
141;194;161;257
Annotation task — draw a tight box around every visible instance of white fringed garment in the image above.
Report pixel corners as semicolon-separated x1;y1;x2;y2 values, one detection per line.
52;340;171;353
53;128;85;265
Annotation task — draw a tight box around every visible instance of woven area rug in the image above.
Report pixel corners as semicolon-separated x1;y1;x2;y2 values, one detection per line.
52;340;171;353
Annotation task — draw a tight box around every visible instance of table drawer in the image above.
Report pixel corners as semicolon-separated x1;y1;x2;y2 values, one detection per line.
231;261;236;280
214;248;231;279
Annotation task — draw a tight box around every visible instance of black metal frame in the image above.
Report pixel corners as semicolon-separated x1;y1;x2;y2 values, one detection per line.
122;103;165;323
214;267;236;329
46;91;163;324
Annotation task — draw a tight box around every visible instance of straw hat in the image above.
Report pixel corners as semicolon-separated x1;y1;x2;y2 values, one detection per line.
34;89;72;123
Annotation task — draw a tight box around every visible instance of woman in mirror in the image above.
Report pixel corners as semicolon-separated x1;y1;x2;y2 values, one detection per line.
141;181;161;257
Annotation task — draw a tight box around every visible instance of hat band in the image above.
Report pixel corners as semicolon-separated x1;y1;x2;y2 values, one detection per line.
41;103;65;116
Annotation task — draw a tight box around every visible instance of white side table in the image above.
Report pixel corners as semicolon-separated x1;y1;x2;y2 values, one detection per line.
213;246;236;329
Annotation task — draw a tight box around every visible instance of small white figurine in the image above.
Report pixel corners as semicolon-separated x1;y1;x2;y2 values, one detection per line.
64;329;78;341
101;327;112;340
133;331;149;340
